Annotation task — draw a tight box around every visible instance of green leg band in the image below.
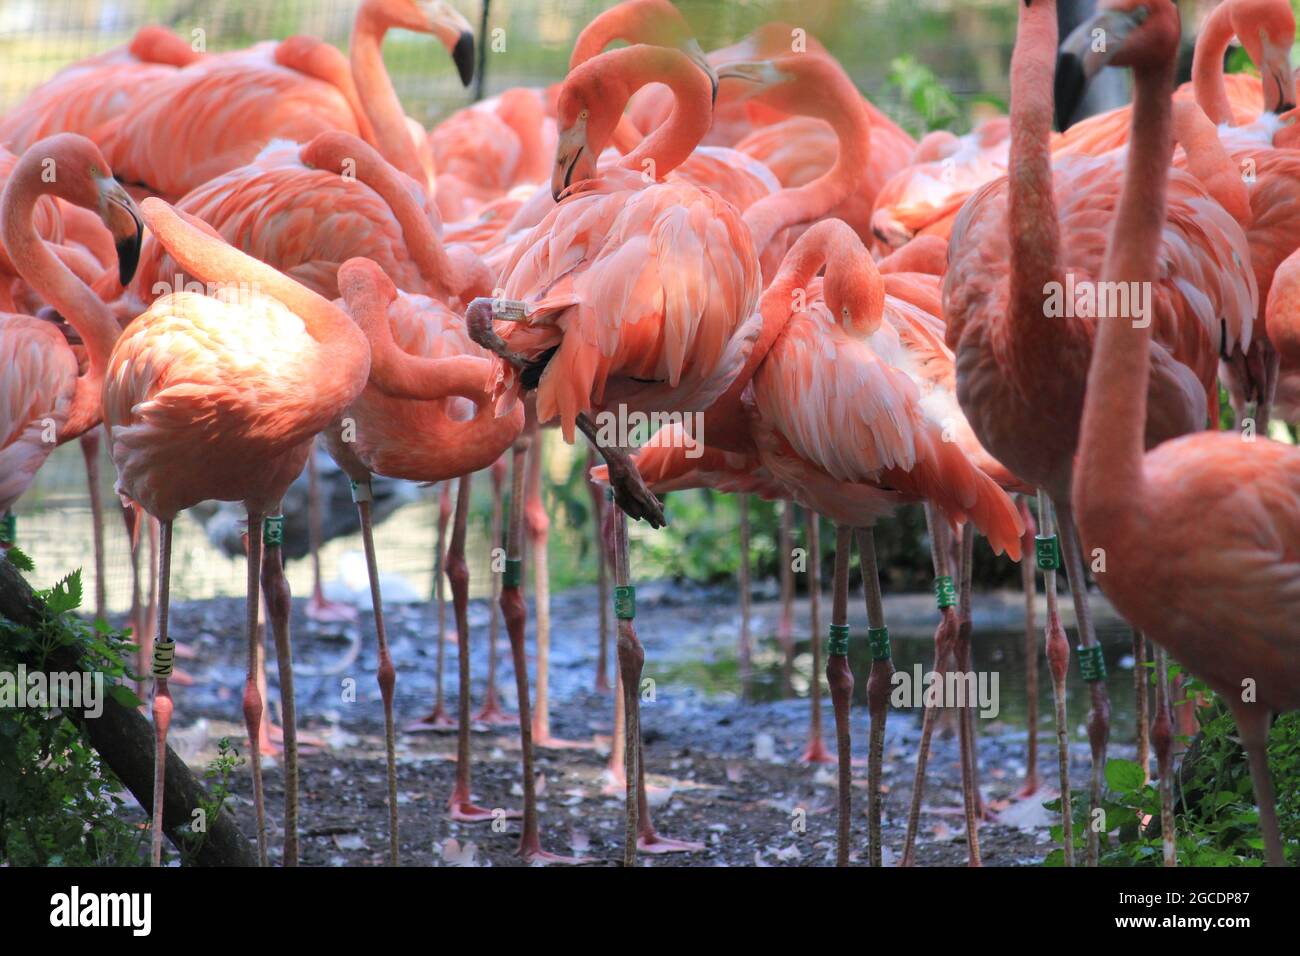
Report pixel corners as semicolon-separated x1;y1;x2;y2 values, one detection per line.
1077;643;1107;682
867;625;891;661
262;514;285;547
614;585;636;620
934;575;957;609
827;623;850;656
503;557;522;588
1035;534;1061;571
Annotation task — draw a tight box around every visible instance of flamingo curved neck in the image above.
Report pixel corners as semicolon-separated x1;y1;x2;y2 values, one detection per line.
1191;2;1238;125
1077;60;1177;523
1;166;119;436
351;5;432;190
614;51;712;180
1008;0;1065;347
741;70;872;259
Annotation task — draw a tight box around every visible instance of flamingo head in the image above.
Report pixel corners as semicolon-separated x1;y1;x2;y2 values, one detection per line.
1229;0;1297;114
22;134;142;286
824;236;885;336
551;92;605;200
1056;0;1181;131
369;0;475;87
715;53;845;121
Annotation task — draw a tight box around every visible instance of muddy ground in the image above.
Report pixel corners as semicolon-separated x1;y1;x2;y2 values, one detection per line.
132;580;1123;867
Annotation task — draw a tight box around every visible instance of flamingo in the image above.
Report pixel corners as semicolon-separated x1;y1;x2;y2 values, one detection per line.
323;257;523;861
0;135;140;594
944;0;1257;867
1063;0;1298;869
98;0;473;201
605;219;1023;866
465;42;762;864
104;198;370;867
0;27;202;154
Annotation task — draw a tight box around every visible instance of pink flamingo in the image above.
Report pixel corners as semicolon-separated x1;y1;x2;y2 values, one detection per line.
944;0;1256;866
466;42;761;864
324;257;523;860
0;135;140;584
104;198;370;867
1067;0;1299;868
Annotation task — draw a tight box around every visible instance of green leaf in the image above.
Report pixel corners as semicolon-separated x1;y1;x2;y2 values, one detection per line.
5;547;34;572
1105;758;1146;793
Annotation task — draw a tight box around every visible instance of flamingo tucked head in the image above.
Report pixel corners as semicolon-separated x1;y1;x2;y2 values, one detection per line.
13;133;143;286
819;224;885;337
366;0;476;86
1055;0;1181;130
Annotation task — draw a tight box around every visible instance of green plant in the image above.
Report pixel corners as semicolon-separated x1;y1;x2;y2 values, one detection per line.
177;737;243;865
886;55;962;135
0;551;146;866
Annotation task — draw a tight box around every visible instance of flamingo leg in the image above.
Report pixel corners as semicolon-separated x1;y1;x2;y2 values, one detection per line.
586;447;612;695
260;509;299;866
737;494;753;700
778;501;797;697
954;522;983;863
126;504;147;697
1151;642;1175;867
1133;630;1150;785
1232;703;1285;867
1055;501;1110;868
411;482;456;730
79;432;107;622
1037;492;1074;866
600;499;627;789
475;458;514;725
856;527;892;867
149;519;174;867
447;472;506;822
800;510;832;763
305;448;357;623
243;510;269;867
1017;496;1040;797
354;479;400;864
827;523;855;867
502;439;588;864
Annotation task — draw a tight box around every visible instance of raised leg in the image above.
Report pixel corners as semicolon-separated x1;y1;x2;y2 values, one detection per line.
827;523;855;867
800;510;832;764
149;519;175;867
900;505;961;867
79;432;107;622
354;479;400;864
737;493;753;700
856;527;893;867
243;510;269;867
1055;500;1109;868
1232;703;1285;867
410;482;456;730
586;447;612;694
1134;630;1150;785
260;510;299;865
1017;496;1040;797
778;500;797;697
1038;492;1074;867
305;449;356;623
501;438;587;864
1151;642;1175;867
475;455;514;725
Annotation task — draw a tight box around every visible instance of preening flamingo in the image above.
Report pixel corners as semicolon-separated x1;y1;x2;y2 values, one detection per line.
945;0;1256;866
104;198;370;867
1064;0;1299;868
99;0;473;201
466;42;762;864
323;258;522;861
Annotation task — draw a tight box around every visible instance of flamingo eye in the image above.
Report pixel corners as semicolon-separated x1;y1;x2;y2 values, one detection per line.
578;109;589;121
841;306;851;325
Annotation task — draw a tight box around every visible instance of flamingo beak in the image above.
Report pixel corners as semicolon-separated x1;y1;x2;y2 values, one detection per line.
1260;39;1296;114
552;122;595;201
98;177;143;286
418;1;475;87
1055;6;1149;131
714;59;783;102
681;38;719;105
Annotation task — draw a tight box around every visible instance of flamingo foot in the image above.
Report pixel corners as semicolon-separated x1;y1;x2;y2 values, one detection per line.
517;837;595;865
267;721;327;754
637;830;705;854
405;707;458;733
473;701;518;726
799;738;835;764
533;733;596;751
167;665;197;687
449;800;518;823
1017;774;1041;799
306;593;358;623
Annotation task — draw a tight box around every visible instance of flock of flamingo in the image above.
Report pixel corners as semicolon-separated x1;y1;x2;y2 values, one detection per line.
1;0;1297;868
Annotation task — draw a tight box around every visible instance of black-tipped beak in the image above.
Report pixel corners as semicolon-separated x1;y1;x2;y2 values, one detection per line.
452;31;474;87
115;201;143;286
99;179;143;286
1267;68;1296;115
1055;8;1147;131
